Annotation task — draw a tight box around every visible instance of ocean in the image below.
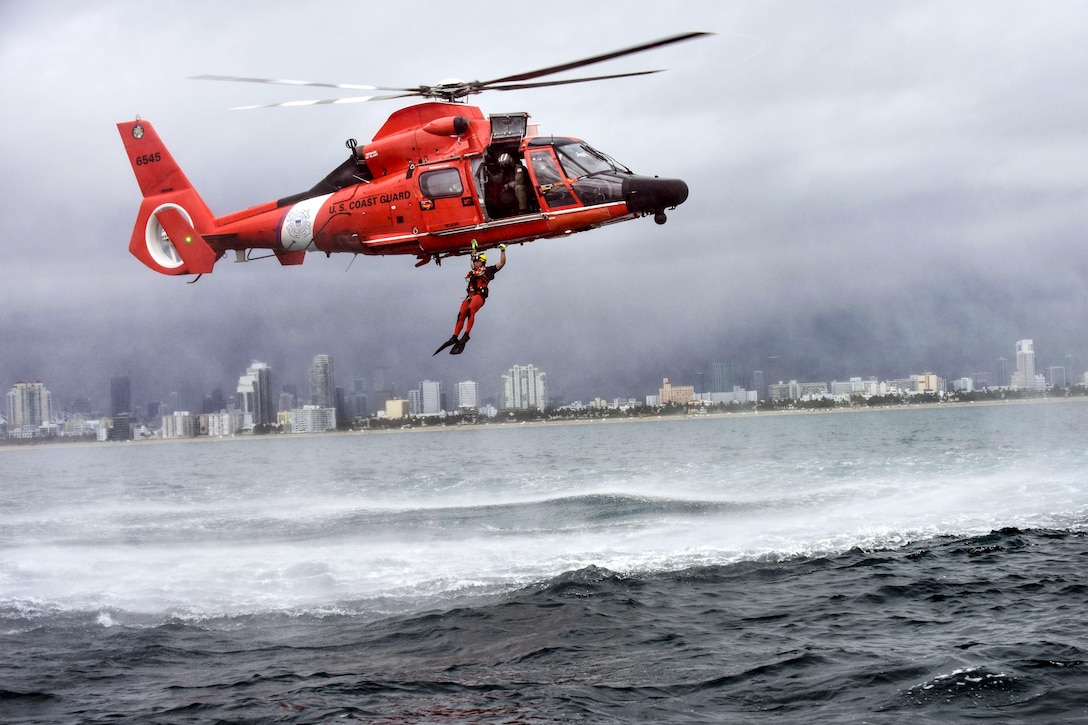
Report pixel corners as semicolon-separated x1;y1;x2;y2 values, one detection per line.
2;401;1087;723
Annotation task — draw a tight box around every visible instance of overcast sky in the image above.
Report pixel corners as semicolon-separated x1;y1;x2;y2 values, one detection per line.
2;1;1087;411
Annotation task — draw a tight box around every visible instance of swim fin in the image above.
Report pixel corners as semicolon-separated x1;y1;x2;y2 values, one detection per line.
450;333;470;355
432;335;458;356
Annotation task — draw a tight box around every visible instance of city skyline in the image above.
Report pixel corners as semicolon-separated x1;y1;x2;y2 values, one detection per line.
3;5;1088;433
7;337;1083;434
7;306;1084;418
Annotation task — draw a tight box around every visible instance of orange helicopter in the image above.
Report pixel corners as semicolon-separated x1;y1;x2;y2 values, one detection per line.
117;33;705;278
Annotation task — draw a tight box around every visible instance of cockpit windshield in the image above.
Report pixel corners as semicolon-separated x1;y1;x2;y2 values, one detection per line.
554;142;632;178
523;137;637;209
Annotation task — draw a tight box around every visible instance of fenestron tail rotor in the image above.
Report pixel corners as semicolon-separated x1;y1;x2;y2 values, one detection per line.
190;31;711;107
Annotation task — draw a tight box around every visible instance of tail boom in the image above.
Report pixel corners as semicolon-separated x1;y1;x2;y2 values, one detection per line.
118;120;219;275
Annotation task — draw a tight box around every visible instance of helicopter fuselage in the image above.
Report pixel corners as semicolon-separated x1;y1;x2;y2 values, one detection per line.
118;102;689;275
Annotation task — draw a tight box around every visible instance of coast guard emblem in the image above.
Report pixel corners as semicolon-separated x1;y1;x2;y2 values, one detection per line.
285;207;313;240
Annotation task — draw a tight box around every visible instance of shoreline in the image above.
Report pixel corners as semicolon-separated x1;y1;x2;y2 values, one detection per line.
4;395;1086;451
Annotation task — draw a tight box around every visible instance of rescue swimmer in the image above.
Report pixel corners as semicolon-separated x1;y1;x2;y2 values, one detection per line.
433;241;507;356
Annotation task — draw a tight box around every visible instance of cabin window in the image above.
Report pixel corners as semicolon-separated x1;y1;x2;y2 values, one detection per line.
419;168;464;199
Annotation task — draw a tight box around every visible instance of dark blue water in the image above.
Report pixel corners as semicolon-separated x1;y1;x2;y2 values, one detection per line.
2;403;1087;722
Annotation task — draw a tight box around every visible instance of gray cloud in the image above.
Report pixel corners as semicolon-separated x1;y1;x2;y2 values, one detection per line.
2;1;1087;412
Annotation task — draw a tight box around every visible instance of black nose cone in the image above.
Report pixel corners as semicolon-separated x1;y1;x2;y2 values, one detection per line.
623;176;690;215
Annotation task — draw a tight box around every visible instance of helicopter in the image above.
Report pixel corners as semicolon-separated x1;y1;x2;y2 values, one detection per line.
117;32;706;278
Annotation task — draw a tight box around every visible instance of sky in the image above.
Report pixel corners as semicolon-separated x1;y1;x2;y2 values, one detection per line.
2;0;1087;413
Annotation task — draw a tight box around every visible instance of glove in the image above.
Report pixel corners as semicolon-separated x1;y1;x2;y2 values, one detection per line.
499;244;507;251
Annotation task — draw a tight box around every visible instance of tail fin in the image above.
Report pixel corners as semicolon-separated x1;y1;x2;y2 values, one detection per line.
117;119;219;275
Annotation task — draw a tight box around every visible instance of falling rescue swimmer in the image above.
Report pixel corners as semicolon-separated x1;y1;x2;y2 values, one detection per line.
329;190;412;213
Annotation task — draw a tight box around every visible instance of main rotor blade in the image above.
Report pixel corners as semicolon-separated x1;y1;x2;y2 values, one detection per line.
485;69;664;93
229;92;419;110
479;31;710;86
192;32;710;106
189;74;415;93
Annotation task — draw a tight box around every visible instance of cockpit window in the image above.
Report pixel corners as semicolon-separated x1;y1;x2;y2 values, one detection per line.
555;143;632;178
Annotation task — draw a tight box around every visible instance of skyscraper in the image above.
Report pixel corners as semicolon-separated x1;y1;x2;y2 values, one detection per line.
1047;366;1067;388
710;362;734;393
109;373;134;441
110;373;131;417
281;385;298;409
502;364;547;412
335;386;348;426
348;378;368;419
310;354;336;409
371;367;390;395
751;370;765;400
457;381;479;410
420;380;444;415
1011;339;1043;391
370;366;394;416
7;381;52;432
237;362;273;428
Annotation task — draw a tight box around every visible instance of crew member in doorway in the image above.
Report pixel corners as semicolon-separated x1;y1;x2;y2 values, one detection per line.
498;153;530;215
433;242;507;356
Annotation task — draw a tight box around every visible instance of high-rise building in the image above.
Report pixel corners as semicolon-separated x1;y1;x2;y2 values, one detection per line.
457;381;479;410
385;399;410;419
335;386;349;426
370;367;394;415
953;377;974;393
310;354;336;409
659;377;695;405
162;411;197;438
106;373;134;440
7;381;52;432
1047;365;1067;388
420;380;444;415
237;362;274;429
290;405;336;433
110;374;131;417
1011;339;1044;391
347;378;368;420
372;367;390;395
281;385;298;409
710;362;735;394
502;364;547;411
751;370;765;400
